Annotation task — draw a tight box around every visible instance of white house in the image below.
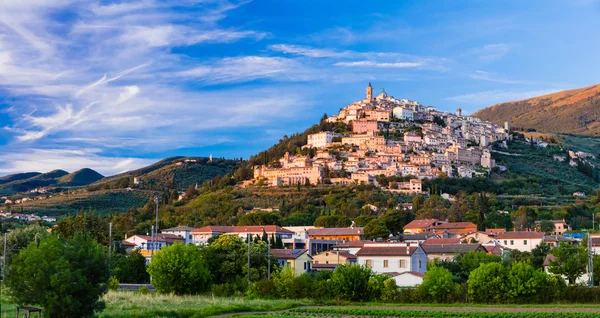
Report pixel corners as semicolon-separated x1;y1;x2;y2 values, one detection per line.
495;231;545;252
389;271;424;287
307;131;341;148
162;225;195;244
355;243;427;275
392;106;414;121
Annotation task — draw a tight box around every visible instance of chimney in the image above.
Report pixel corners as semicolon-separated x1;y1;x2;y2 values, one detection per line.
406;242;410;254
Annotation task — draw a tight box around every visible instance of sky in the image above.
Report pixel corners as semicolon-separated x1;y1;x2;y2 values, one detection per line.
1;0;599;176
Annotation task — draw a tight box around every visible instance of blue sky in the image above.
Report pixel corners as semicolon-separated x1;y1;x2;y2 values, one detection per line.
1;0;599;176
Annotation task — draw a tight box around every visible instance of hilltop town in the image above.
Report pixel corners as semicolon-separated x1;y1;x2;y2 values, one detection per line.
252;83;509;192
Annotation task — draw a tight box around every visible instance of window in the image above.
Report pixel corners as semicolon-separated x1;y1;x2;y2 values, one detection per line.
325;261;329;264
418;260;422;269
504;240;507;245
399;260;406;268
524;240;527;245
303;262;307;270
383;260;389;268
365;260;373;268
510;240;514;245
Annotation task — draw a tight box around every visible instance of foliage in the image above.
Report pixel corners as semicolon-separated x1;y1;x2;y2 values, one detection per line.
329;264;373;301
5;234;110;318
288;307;600;317
548;243;587;285
108;276;119;291
273;265;295;298
505;262;551;303
539;220;556;234
419;265;457;303
468;262;507;303
363;219;390;240
147;243;211;295
238;212;281;226
314;214;351;227
0;224;49;262
54;209;110;245
112;249;150;284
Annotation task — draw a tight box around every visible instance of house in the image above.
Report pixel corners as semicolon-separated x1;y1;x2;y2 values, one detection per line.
495;231;545;252
311;250;357;271
460;231;496;244
481;242;511;258
162;225;195;244
282;226;315;249
271;249;312;276
591;233;600;254
122;233;184;251
422;244;483;262
431;222;477;237
421;238;461;245
191;225;294;245
331;240;371;255
306;132;341;148
355;243;427;274
485;228;506;235
394;233;438;243
403;219;442;233
307;227;363;255
534;220;571;235
544;235;574;248
388;271;424;287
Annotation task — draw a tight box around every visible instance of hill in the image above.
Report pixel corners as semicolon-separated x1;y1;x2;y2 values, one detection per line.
473;84;600;135
59;168;104;186
0;172;42;185
0;170;69;196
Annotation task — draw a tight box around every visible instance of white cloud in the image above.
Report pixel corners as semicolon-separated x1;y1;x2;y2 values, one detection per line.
446;89;563;106
467;70;527;84
471;43;516;61
334;61;422;68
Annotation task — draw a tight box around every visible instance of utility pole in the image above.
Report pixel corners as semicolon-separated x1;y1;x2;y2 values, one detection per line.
589;234;594;287
154;195;160;254
267;238;271;280
247;233;251;282
109;222;113;264
150;225;155;257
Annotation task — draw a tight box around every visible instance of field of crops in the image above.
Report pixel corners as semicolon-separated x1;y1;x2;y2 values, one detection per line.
236;307;600;318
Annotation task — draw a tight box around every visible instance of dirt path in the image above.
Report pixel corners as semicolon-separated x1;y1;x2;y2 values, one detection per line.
212;305;600;317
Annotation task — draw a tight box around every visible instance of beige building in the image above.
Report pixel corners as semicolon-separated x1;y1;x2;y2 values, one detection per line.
311;250;357;270
307;131;341;148
271;249;312;276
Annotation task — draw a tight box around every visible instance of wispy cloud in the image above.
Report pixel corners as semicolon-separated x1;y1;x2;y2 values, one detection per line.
466;70;528;84
446;89;563;106
334;61;422;68
469;43;516;62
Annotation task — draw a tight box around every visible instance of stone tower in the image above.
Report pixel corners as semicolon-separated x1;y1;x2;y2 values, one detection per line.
366;82;373;100
456;108;462;117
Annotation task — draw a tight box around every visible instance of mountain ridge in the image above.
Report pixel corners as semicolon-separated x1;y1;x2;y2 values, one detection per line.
473;84;600;135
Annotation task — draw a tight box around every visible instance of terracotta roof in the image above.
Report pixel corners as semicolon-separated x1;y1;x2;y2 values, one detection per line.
422;244;481;254
422;238;461;245
404;219;439;229
126;234;183;243
270;249;309;260
191;225;293;234
355;246;418;256
543;254;556;267
388;271;424;278
400;233;438;241
592;238;600;246
485;228;506;234
496;231;545;239
482;244;506;255
163;225;195;232
431;222;477;230
121;241;137;246
544;235;574;242
308;228;363;236
332;240;371;248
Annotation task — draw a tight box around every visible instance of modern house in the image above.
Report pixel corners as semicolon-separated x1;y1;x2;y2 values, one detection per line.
355;243;427;274
190;225;294;245
307;227;363;255
311;250;357;271
388;271;424;287
282;226;315;249
122;234;184;252
495;231;545;252
271;249;312;276
162;225;195;244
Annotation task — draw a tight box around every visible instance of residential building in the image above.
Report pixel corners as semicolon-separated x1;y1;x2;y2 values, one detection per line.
307;131;341;148
331;240;371;255
352;120;379;133
422;244;483;262
282;226;315;249
311;250;357;271
403;219;442;233
162;225;195;244
307;227;363;255
355;243;427;274
460;231;496;244
388;271;424;287
421;238;461;245
495;231;545;252
392;106;414;121
535;219;571;235
122;234;184;251
431;222;478;237
271;249;312;276
191;225;294;245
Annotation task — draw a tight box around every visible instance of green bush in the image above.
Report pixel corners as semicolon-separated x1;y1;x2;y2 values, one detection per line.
329;264;373;301
419;265;457;303
381;278;401;302
147;243;211;295
137;286;150;295
108;276;119;291
5;234;110;317
468;262;507;303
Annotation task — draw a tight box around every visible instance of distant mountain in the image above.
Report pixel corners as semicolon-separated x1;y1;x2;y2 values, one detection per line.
473;84;600;135
59;168;104;186
0;172;42;185
0;170;70;195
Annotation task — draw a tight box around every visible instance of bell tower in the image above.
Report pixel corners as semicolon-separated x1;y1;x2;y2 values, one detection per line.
366;82;373;100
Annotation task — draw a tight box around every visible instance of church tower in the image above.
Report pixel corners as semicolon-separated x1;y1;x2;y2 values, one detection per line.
366;82;373;100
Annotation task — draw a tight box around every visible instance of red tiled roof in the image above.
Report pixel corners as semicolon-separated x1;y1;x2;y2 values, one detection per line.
431;222;477;230
121;241;137;246
485;228;506;234
191;225;293;234
496;231;545;239
355;246;417;256
308;228;363;236
270;249;309;260
389;271;424;278
543;254;556;267
422;238;461;245
404;219;439;229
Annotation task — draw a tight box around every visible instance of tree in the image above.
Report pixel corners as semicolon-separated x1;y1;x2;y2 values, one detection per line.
112;249;150;284
484;212;513;230
419;265;457;303
381;209;411;236
505;262;550;303
329;264;373;301
54;209;110;245
0;224;48;264
363;219;390;240
273;265;295;298
184;184;199;198
237;212;281;226
539;220;555;234
353;215;376;227
5;234;110;317
548;243;587;285
147;243;211;294
531;242;550;269
468;262;507;303
314;215;351;228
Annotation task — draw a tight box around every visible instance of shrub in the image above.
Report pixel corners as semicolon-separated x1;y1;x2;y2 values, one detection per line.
292;273;315;299
368;274;389;300
468;262;507;303
330;264;373;301
137;286;150;295
381;278;400;302
505;262;550;303
249;278;277;298
108;276;119;291
5;234;110;317
112;249;150;284
419;265;457;303
147;243;211;295
273;265;295;298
